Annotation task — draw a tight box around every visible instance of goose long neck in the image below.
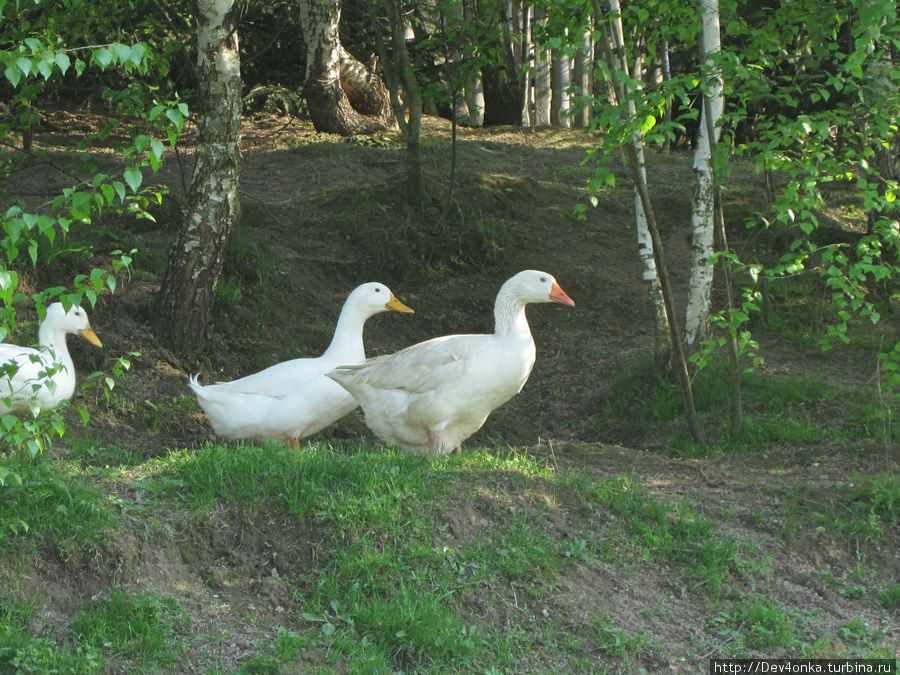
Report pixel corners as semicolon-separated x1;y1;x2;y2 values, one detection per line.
493;286;531;338
38;324;74;370
323;304;367;361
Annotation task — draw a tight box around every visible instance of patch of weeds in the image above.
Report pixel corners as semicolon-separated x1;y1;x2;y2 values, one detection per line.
70;589;183;663
0;454;113;551
223;219;277;289
846;473;900;535
734;597;798;651
143;393;197;430
562;536;592;563
591;615;649;657
64;434;143;468
788;473;899;543
878;580;900;610
271;626;316;662
487;517;562;579
216;273;243;304
0;599;102;673
299;590;483;672
584;475;738;588
837;583;868;600
606;358;874;454
831;616;893;655
354;588;482;668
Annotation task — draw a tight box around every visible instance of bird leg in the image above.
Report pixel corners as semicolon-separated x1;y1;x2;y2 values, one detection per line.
450;445;461;455
289;436;301;451
427;429;441;456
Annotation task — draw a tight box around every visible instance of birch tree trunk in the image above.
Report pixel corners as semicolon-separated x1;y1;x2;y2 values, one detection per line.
375;0;425;207
683;0;724;349
155;0;242;353
301;0;392;135
573;25;593;128
533;9;551;127
594;0;704;444
461;0;485;127
551;48;571;127
519;3;533;126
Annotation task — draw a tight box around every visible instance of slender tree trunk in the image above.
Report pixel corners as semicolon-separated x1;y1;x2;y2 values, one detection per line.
465;79;485;127
573;24;593;128
378;0;425;208
866;3;899;196
301;0;391;135
595;0;705;444
519;3;533;126
661;40;673;154
551;48;570;127
155;0;242;353
533;9;551;127
683;0;724;349
592;2;666;359
458;0;485;127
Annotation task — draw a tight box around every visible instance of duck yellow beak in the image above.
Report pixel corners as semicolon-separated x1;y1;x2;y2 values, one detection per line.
549;282;575;307
79;326;103;347
385;295;415;314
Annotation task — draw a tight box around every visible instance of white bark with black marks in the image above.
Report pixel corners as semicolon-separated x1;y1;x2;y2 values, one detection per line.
684;0;723;347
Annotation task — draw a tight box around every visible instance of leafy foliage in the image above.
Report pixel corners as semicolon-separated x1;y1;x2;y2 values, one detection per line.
0;3;185;483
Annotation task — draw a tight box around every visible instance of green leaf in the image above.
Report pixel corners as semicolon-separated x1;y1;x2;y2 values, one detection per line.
36;56;52;80
5;65;21;87
123;168;143;193
16;57;32;77
93;47;113;68
112;43;132;65
129;43;147;67
55;52;70;75
165;107;185;131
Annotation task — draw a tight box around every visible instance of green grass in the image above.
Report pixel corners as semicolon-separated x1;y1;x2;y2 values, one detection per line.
1;438;895;671
600;358;879;456
0;590;182;673
563;473;740;589
70;589;183;664
711;596;799;653
785;472;900;543
0;453;114;550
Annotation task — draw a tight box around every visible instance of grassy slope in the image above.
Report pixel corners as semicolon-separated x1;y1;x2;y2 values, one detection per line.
0;114;898;673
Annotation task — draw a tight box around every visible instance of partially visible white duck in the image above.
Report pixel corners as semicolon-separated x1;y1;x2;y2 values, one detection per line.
327;270;574;456
0;302;103;415
189;282;414;445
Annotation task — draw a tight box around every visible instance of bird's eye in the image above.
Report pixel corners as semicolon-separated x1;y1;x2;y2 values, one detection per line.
374;288;381;293
540;276;547;283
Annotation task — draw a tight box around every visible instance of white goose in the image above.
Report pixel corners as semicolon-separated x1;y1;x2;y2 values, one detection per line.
0;302;103;415
189;282;413;445
327;270;574;455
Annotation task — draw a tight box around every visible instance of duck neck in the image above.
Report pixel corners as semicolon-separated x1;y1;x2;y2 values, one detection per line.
493;286;531;339
38;325;74;372
323;305;368;361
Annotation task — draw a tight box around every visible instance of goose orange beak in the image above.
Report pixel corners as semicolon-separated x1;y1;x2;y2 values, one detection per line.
79;326;103;347
549;282;575;306
386;295;415;313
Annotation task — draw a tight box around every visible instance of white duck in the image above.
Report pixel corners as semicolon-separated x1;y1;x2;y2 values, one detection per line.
327;270;574;456
0;302;103;415
189;282;413;445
